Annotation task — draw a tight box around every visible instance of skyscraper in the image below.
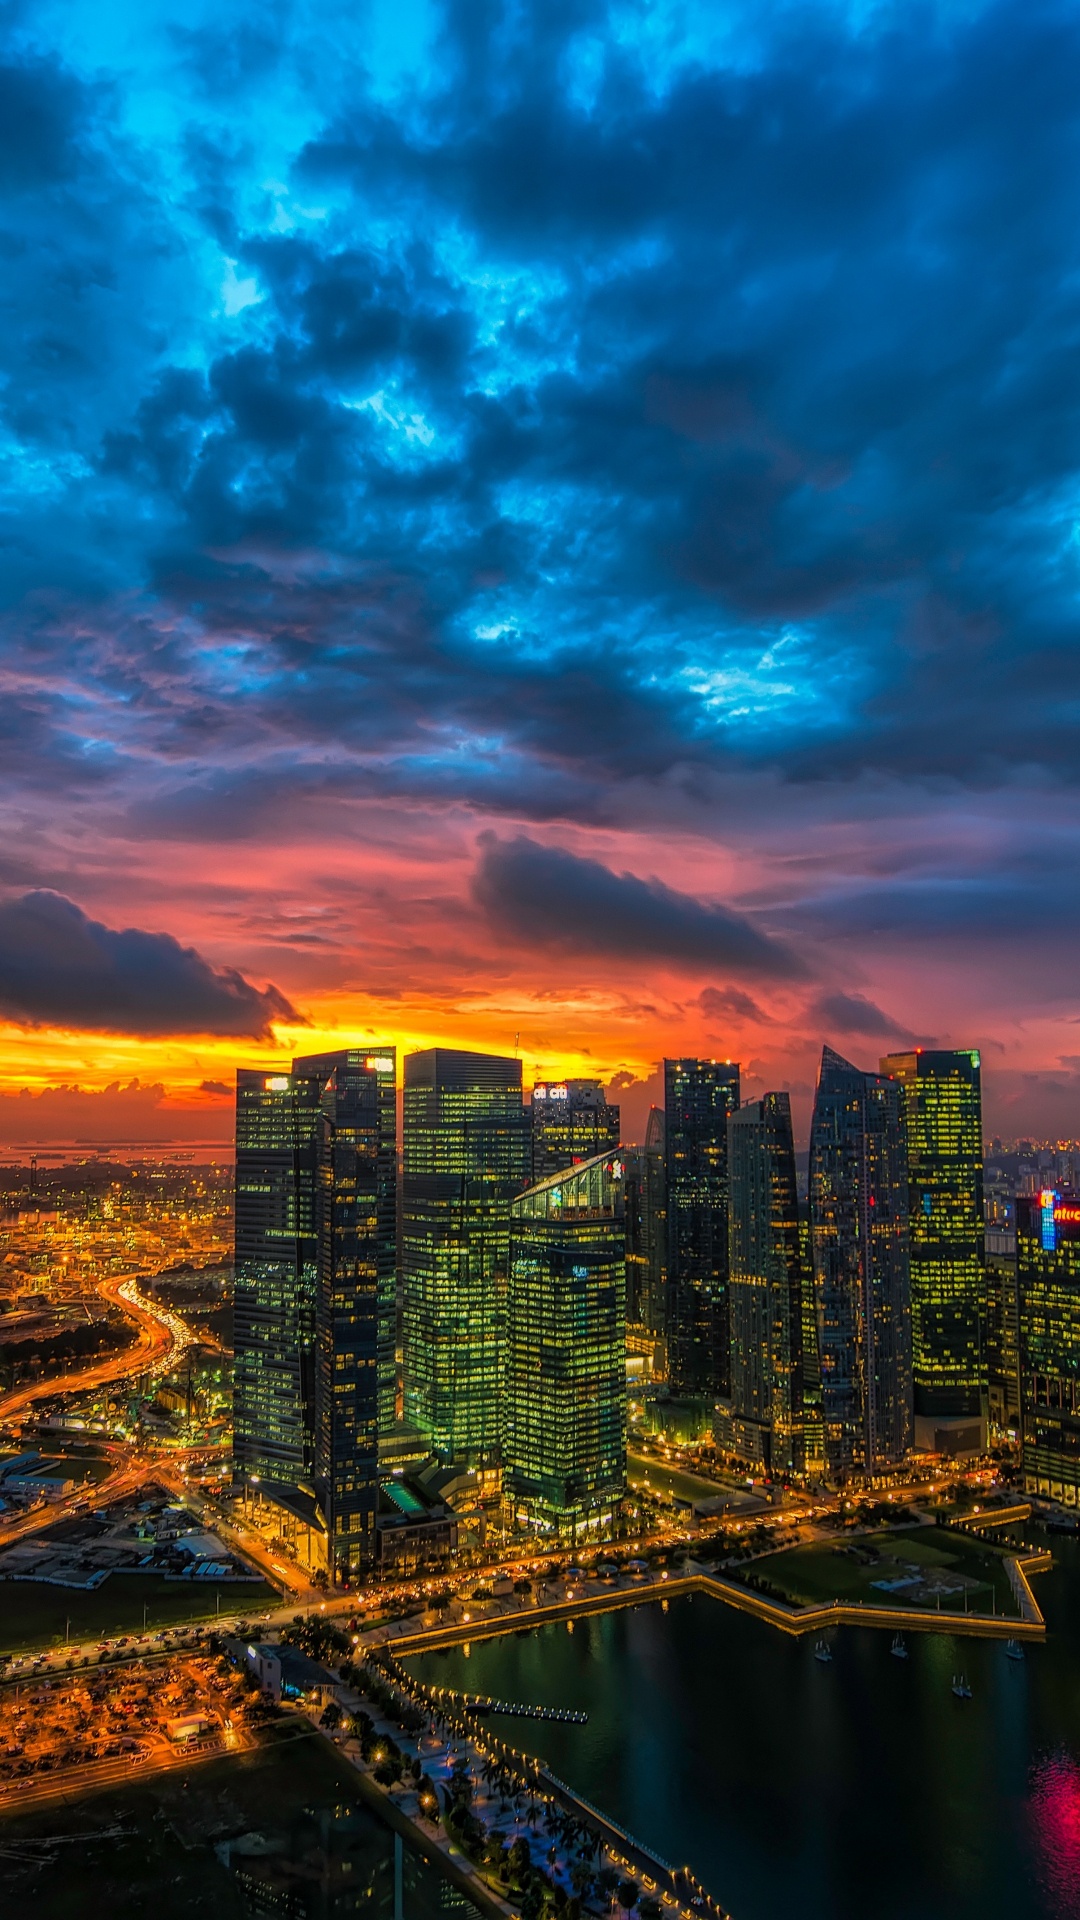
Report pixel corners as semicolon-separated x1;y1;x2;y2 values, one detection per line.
233;1065;324;1489
880;1049;985;1451
809;1046;912;1481
530;1079;620;1182
506;1152;627;1538
302;1048;397;1579
664;1058;740;1397
233;1049;397;1579
1016;1189;1080;1504
724;1093;804;1476
402;1048;529;1465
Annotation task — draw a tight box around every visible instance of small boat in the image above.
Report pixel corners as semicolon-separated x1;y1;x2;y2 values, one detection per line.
951;1673;972;1699
1005;1639;1025;1663
814;1639;833;1664
891;1633;909;1660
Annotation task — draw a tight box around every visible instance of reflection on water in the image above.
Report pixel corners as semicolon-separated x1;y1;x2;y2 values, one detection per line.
1029;1750;1080;1919
408;1527;1080;1920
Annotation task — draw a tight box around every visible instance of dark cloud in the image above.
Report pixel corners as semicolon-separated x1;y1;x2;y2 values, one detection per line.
812;991;914;1041
199;1079;231;1096
0;1;1078;1125
698;985;770;1024
0;893;298;1036
473;834;802;978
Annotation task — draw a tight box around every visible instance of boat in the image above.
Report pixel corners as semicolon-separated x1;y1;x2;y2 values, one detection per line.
951;1673;972;1699
1005;1639;1025;1663
814;1639;833;1664
891;1633;909;1660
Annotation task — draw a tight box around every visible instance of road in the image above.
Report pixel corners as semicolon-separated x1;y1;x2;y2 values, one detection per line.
0;1276;191;1428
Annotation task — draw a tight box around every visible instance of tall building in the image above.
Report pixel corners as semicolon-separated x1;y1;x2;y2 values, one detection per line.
985;1197;1021;1436
809;1047;912;1482
302;1049;397;1579
881;1049;985;1451
664;1059;740;1397
1017;1190;1080;1504
402;1049;529;1466
233;1049;398;1579
530;1080;620;1182
723;1093;804;1476
624;1108;669;1378
233;1066;324;1489
506;1152;627;1538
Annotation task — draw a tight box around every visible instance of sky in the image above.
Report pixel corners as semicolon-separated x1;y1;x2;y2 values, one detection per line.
1;0;1079;1145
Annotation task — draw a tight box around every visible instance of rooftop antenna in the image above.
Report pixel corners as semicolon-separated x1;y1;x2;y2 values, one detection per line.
29;1155;37;1198
514;1031;520;1057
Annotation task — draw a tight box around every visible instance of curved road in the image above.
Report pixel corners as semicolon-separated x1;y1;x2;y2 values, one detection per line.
0;1275;191;1428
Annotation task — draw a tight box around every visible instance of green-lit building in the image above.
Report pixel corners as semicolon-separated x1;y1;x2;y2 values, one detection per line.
402;1048;529;1466
506;1152;627;1538
881;1049;985;1451
530;1079;620;1182
1017;1191;1080;1504
722;1093;804;1477
664;1058;740;1398
233;1049;397;1579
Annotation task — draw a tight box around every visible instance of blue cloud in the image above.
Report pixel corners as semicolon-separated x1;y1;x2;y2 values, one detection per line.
1;0;1080;958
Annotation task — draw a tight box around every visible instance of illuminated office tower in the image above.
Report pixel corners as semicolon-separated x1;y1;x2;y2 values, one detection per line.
664;1059;740;1397
1016;1191;1080;1503
233;1050;397;1578
810;1047;912;1482
724;1094;804;1476
301;1048;397;1580
880;1049;985;1451
506;1153;627;1538
402;1049;529;1465
233;1066;324;1488
530;1079;620;1182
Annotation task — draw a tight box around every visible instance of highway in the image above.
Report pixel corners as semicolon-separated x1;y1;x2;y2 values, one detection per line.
0;1275;192;1428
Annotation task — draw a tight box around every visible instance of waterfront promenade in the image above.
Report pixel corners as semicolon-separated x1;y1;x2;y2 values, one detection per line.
363;1544;1049;1664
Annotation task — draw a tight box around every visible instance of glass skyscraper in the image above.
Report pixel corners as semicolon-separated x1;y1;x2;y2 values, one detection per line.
506;1152;627;1538
880;1049;985;1448
664;1058;740;1397
530;1079;620;1182
724;1093;804;1476
303;1049;397;1578
1017;1190;1080;1504
810;1046;912;1482
402;1048;529;1465
233;1049;397;1578
233;1065;324;1488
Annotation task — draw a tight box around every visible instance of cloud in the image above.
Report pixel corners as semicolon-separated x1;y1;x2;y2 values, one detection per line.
812;990;915;1040
0;893;298;1037
199;1079;231;1097
474;834;801;978
698;985;770;1024
0;1080;231;1144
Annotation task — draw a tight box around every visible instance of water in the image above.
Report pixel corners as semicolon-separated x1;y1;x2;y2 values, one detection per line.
408;1531;1080;1920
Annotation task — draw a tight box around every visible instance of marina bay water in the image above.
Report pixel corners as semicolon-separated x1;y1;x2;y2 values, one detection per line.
408;1530;1080;1920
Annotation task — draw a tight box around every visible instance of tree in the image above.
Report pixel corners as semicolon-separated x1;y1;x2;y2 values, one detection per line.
617;1879;639;1915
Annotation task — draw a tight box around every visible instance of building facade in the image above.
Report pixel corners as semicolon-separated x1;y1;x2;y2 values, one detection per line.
305;1049;397;1579
402;1048;529;1466
233;1065;324;1489
530;1080;620;1182
233;1050;397;1578
723;1093;805;1476
506;1153;627;1538
1017;1191;1080;1504
809;1047;913;1482
880;1049;985;1451
664;1058;740;1398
